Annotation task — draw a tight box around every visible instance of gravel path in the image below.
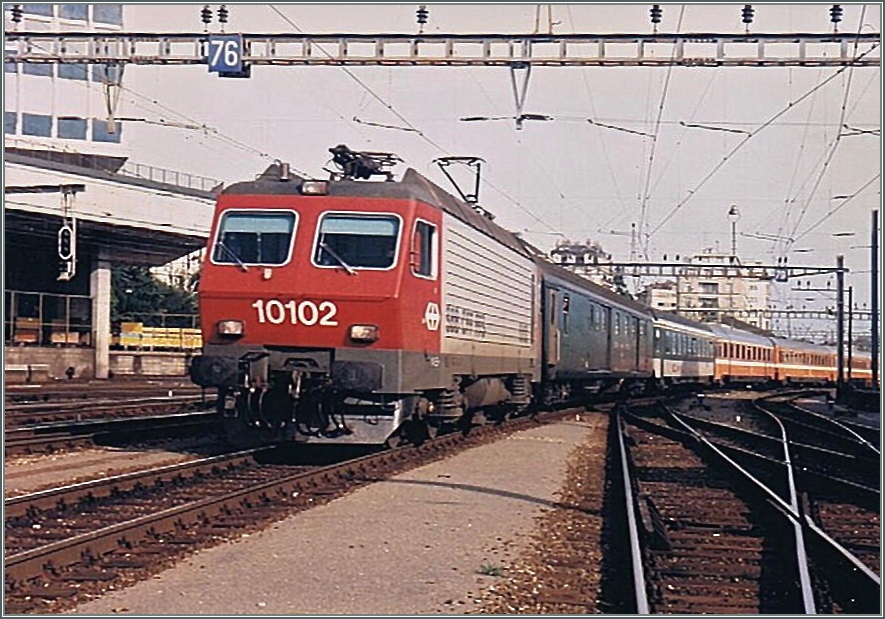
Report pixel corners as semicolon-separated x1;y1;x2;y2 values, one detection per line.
71;414;602;615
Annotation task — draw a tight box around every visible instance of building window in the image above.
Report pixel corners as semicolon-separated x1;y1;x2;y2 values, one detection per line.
23;63;52;77
58;4;88;20
5;111;17;134
700;282;718;294
92;118;123;142
92;3;122;25
58;63;88;80
92;63;122;83
22;4;53;16
58;117;87;140
22;112;51;136
5;50;17;73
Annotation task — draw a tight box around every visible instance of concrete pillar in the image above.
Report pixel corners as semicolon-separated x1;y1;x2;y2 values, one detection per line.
91;251;112;379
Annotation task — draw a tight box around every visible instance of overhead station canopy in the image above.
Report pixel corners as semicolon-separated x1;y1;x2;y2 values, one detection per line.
4;151;218;266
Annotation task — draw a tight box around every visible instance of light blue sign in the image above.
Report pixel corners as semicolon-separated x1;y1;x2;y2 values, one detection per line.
207;35;243;73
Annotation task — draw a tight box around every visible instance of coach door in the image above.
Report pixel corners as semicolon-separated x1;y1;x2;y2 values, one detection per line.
636;319;648;372
544;288;561;369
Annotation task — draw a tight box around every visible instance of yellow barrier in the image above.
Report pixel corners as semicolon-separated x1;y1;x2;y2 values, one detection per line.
116;324;202;350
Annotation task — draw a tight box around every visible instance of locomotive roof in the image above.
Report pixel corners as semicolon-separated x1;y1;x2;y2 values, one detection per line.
222;164;530;257
707;323;775;346
768;337;836;354
530;254;654;317
649;309;715;334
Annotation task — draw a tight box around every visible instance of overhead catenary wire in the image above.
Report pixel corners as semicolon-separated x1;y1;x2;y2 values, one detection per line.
637;4;686;260
792;173;881;243
564;5;631;225
645;40;880;242
267;4;559;234
783;4;868;252
767;65;825;256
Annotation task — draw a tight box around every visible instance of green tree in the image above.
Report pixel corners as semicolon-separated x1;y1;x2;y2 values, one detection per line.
112;265;197;326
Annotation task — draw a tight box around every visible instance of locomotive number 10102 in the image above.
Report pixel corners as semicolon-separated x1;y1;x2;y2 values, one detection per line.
251;299;339;326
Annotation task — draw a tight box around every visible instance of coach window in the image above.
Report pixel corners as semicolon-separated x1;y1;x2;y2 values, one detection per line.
212;211;297;266
315;213;400;270
411;220;436;278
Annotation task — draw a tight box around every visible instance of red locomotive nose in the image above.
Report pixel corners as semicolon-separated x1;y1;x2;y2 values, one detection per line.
199;193;442;355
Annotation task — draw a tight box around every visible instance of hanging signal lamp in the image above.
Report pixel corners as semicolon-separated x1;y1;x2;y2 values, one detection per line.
9;4;22;26
649;5;662;33
200;5;212;31
829;5;843;31
741;5;754;32
218;5;228;32
416;5;429;33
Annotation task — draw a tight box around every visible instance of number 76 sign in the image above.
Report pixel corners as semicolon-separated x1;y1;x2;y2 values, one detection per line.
207;35;243;73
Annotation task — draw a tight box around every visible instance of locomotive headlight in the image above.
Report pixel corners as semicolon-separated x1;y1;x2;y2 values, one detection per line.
300;180;329;195
349;324;379;343
217;319;244;337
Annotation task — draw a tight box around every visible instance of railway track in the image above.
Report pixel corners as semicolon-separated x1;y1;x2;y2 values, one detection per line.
4;403;589;614
4;395;214;429
4;379;203;404
617;410;806;613
5;411;219;457
612;399;879;614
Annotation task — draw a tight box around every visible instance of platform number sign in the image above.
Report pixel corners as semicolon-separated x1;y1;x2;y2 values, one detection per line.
207;34;243;74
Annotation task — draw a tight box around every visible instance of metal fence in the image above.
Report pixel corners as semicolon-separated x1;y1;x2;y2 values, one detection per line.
117;162;222;193
5;290;92;347
3;292;202;352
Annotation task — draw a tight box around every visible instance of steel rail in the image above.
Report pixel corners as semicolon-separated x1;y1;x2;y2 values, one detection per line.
786;396;880;456
5;394;209;415
4;411;218;457
5;448;262;519
4;407;574;589
614;411;650;615
673;401;881;613
668;407;817;613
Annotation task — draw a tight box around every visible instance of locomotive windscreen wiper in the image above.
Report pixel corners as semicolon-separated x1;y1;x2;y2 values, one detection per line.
215;239;249;272
319;240;357;275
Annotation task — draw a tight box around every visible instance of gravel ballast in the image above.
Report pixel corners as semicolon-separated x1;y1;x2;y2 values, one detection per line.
71;414;605;615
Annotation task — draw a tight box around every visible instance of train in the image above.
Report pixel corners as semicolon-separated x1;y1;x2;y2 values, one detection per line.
188;146;872;446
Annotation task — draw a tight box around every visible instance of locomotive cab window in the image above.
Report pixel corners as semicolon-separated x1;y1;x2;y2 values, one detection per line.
411;220;437;278
212;211;297;266
314;213;401;270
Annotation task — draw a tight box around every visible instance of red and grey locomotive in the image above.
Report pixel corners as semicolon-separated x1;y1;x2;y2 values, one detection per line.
189;146;857;447
189;146;652;445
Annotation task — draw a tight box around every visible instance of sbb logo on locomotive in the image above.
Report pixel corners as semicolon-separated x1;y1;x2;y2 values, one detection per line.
251;299;339;326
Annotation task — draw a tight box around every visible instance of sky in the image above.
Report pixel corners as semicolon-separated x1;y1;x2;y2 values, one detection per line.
114;3;881;314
